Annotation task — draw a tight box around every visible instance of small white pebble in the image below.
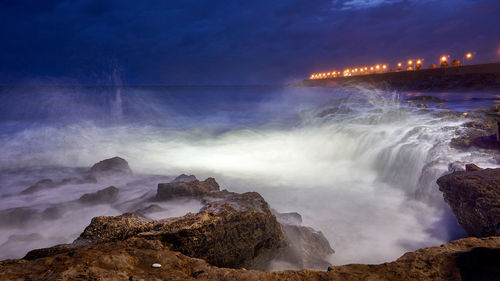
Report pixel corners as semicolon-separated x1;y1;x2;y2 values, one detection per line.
152;263;162;268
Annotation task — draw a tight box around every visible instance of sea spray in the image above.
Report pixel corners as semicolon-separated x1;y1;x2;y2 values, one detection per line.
0;85;498;265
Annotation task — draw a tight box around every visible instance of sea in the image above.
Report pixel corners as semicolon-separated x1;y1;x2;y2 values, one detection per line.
0;85;499;267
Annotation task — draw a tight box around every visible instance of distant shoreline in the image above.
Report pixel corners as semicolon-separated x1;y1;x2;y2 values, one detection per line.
296;62;500;92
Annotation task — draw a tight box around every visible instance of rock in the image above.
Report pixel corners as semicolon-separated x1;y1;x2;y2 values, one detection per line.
2;236;500;280
274;211;302;226
21;179;56;194
462;120;495;131
141;191;286;269
437;168;500;237
472;134;500;150
276;224;334;269
155;177;220;200
135;204;166;216
172;174;197;183
74;188;286;270
78;186;119;204
407;96;447;103
436;104;446;109
90;157;132;177
465;163;483;172
416;103;428;108
23;244;76;260
0;207;38;227
74;212;154;245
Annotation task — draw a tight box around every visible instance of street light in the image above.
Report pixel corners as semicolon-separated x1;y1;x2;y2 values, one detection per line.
440;55;449;68
463;52;473;66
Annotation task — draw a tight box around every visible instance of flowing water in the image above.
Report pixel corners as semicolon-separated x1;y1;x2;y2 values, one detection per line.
0;85;499;266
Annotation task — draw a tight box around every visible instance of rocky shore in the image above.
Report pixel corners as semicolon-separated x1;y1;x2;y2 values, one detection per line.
2;104;500;280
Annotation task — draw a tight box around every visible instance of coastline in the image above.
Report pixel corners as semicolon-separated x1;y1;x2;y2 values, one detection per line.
295;62;500;92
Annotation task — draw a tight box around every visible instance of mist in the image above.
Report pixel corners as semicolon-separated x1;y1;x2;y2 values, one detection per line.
0;85;498;265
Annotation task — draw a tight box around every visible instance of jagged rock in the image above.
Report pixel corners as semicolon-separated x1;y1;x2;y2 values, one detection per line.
90;157;132;177
172;174;197;183
155;177;219;200
76;190;285;269
274;211;302;226
437;167;500;237
23;244;76;260
277;224;334;269
74;213;154;245
465;163;482;172
272;211;333;269
2;237;500;280
78;186;119;204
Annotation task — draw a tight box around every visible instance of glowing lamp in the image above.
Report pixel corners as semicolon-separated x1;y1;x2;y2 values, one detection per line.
408;60;412;65
466;53;472;59
441;56;447;62
382;65;387;69
398;63;402;67
417;60;422;64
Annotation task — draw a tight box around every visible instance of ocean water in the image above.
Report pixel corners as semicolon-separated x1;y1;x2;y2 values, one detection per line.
0;85;499;266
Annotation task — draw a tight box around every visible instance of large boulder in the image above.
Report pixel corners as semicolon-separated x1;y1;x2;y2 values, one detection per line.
90;157;132;177
74;190;285;269
155;177;220;200
2;237;500;280
437;167;500;237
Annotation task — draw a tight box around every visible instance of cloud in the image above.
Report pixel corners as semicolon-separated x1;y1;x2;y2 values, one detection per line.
337;0;404;10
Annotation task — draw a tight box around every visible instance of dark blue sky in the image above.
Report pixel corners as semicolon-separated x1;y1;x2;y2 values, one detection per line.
1;0;500;85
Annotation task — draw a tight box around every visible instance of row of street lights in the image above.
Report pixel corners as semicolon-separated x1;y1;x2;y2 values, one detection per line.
309;52;474;80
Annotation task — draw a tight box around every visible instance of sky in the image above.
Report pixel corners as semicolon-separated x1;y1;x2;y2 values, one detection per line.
0;0;500;85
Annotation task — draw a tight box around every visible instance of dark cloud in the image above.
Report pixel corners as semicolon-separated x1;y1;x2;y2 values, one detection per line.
0;0;499;85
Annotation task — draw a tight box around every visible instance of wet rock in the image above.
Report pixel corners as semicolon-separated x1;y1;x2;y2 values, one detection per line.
276;225;334;269
23;244;76;260
20;175;98;195
142;191;286;269
436;104;446;109
155;177;220;200
0;207;38;227
2;236;500;280
274;211;302;226
463;120;495;131
407;96;447;103
74;213;154;245
41;206;67;220
450;128;491;149
472;134;500;150
78;186;119;204
172;174;197;183
135;204;166;216
73;187;286;269
21;179;56;194
437;167;500;237
90;157;132;177
465;163;482;172
416;103;428;108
